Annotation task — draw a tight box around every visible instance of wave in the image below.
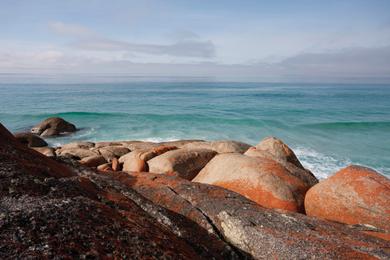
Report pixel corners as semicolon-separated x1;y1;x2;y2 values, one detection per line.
300;121;390;130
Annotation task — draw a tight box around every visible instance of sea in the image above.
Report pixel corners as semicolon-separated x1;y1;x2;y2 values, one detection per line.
0;81;389;179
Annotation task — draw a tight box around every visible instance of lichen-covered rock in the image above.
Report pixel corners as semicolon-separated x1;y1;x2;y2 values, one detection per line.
14;132;48;147
120;172;390;259
0;123;234;259
31;117;76;137
148;148;217;180
193;153;316;212
305;165;390;232
182;140;251;154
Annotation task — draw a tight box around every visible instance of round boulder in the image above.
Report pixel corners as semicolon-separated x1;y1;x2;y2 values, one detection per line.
14;132;48;147
193;153;316;213
31;117;76;137
182;140;251;154
305;165;390;231
147;148;217;180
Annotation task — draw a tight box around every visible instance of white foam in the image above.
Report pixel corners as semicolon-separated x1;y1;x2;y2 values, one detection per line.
293;146;351;179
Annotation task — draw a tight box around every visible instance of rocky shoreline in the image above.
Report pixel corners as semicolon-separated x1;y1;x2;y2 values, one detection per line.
2;117;390;259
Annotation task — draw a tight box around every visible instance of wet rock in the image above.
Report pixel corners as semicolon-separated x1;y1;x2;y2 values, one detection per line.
14;132;47;147
305;165;390;231
148;148;217;180
182;140;251;154
193;153;316;212
31;117;76;137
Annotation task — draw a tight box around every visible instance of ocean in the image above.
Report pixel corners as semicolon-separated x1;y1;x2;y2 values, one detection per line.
0;82;389;179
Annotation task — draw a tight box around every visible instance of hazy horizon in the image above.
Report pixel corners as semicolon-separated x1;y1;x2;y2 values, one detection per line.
1;0;390;83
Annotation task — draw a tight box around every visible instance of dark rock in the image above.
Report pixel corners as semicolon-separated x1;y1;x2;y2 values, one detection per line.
14;132;48;147
31;117;76;137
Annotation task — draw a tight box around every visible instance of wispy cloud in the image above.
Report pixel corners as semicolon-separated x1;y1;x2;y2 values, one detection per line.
49;21;216;58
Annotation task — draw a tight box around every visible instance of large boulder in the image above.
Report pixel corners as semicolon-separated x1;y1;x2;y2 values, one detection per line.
80;155;107;167
97;146;130;162
148;148;217;180
121;145;177;172
193;153;316;212
31;117;76;137
113;171;390;259
182;140;251;154
251;136;304;169
60;141;95;150
56;148;98;159
305;165;390;232
14;132;47;147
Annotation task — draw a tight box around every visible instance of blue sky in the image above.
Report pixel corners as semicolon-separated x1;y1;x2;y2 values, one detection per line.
1;0;390;82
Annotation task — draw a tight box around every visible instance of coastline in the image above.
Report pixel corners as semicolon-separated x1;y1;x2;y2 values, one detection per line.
2;119;390;258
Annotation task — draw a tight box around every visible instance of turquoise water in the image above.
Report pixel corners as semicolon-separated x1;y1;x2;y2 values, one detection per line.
0;82;389;178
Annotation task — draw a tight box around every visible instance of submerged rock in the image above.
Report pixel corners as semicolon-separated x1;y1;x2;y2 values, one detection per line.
148;148;217;180
14;132;48;147
31;117;76;137
305;165;390;232
193;153;315;213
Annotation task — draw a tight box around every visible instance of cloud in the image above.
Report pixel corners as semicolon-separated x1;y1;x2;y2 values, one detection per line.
71;38;216;58
49;21;216;58
49;22;95;38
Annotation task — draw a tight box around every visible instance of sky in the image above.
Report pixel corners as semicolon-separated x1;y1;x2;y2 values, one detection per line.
0;0;390;83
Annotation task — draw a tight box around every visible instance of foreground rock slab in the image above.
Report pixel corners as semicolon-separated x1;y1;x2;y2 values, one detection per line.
305;165;390;233
112;171;390;259
0;123;230;259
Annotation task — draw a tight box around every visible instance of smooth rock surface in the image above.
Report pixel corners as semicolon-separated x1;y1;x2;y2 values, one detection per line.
305;165;390;232
56;148;98;159
121;145;177;172
148;148;217;180
193;153;316;212
61;141;95;150
80;155;107;167
182;140;251;154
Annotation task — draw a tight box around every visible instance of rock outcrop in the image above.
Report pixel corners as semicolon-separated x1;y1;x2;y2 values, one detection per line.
31;117;76;137
305;165;390;232
193;153;316;212
148;148;217;180
14;132;48;147
115;171;390;259
0;122;389;259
